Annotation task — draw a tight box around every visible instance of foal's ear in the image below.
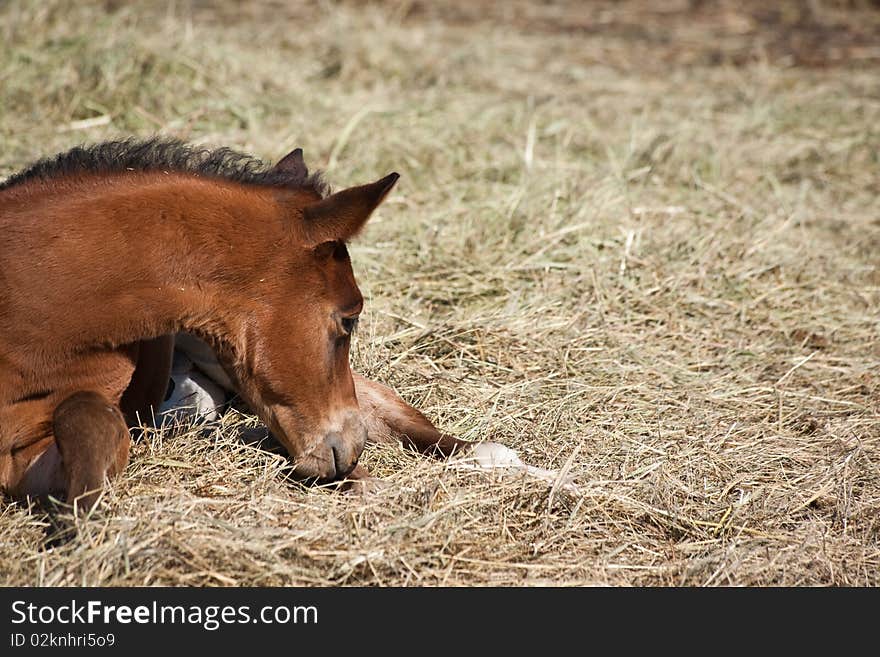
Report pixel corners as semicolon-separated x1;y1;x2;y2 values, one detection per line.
302;172;399;245
272;147;308;178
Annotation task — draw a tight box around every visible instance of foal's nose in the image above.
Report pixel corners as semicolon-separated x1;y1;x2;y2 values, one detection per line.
297;412;367;481
323;430;362;479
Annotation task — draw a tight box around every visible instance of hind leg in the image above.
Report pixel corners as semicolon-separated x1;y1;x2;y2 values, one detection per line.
53;391;131;511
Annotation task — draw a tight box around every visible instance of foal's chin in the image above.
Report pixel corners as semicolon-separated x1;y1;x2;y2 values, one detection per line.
271;407;367;482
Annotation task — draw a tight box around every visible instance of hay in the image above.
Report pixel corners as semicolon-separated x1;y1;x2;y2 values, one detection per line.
0;0;877;586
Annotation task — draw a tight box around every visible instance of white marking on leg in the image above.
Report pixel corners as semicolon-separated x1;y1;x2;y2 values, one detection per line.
452;442;581;494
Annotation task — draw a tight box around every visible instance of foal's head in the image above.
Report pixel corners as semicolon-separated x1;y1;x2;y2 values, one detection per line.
220;149;397;482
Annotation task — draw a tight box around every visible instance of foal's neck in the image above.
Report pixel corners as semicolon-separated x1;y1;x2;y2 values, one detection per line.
3;174;291;355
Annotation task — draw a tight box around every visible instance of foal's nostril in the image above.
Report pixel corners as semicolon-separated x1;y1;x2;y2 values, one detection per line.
324;432;357;479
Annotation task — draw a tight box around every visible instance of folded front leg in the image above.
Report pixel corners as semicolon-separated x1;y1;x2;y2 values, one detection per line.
353;373;471;457
352;374;579;494
53;391;131;511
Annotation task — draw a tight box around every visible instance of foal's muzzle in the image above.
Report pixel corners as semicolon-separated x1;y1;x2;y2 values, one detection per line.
294;412;367;481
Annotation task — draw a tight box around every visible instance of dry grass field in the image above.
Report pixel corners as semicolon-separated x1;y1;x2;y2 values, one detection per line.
1;0;878;586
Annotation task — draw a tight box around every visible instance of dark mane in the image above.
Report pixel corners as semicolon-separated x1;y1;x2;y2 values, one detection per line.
0;137;328;195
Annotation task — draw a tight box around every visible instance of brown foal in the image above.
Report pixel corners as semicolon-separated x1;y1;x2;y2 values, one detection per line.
0;139;467;510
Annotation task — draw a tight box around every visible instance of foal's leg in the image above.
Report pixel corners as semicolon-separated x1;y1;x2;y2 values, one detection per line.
53;391;131;511
119;335;175;427
353;373;471;457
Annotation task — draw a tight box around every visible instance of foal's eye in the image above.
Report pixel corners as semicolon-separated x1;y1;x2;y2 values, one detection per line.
340;316;359;335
